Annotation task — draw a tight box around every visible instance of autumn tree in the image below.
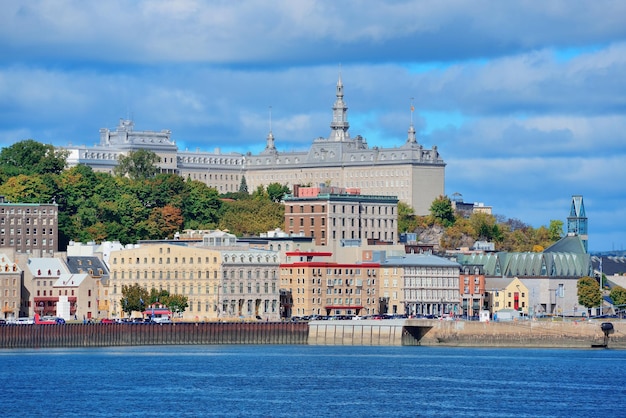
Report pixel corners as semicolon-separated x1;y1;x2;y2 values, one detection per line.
577;276;601;316
114;149;160;180
141;205;184;239
609;286;626;308
219;199;284;236
120;283;150;317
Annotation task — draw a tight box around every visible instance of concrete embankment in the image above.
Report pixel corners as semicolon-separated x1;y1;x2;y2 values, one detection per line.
418;319;626;349
308;319;626;349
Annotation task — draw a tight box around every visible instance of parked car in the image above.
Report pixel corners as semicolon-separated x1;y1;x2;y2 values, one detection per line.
100;318;115;324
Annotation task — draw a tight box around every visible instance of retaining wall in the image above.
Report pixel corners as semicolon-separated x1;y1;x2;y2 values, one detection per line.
0;322;309;349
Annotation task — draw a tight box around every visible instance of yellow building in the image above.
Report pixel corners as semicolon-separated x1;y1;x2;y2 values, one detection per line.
491;277;529;315
107;231;280;321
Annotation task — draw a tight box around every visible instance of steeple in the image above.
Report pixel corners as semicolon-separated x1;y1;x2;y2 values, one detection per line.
329;72;350;141
406;97;418;144
263;106;276;154
567;195;588;252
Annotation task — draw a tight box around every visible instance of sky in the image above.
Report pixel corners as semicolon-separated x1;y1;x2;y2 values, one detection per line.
1;0;625;253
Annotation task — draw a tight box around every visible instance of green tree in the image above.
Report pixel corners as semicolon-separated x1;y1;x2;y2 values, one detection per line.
120;283;150;317
397;201;416;233
0;139;68;176
219;199;284;236
114;149;160;180
166;293;189;317
181;180;222;229
577;276;601;316
548;220;564;241
429;195;455;227
239;175;249;193
609;286;626;307
266;182;290;203
0;174;53;203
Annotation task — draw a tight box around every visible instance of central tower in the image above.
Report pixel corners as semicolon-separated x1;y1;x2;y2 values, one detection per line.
329;74;350;141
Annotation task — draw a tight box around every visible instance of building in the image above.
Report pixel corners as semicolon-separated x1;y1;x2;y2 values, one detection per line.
459;235;592;317
279;251;381;317
380;253;461;317
487;277;530;317
460;264;486;318
106;231;280;321
0;251;21;320
64;76;445;215
283;185;398;248
567;195;588;252
21;256;97;320
0;196;59;255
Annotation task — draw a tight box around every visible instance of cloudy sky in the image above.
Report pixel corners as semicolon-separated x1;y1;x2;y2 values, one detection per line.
1;1;625;252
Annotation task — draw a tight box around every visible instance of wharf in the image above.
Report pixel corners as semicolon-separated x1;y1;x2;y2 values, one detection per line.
0;319;623;349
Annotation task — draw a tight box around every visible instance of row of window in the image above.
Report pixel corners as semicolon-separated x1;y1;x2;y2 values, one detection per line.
1;228;54;235
0;218;53;225
0;238;53;247
0;208;54;215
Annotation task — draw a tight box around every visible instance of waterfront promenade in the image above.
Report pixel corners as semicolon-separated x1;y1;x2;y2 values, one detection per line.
0;318;623;349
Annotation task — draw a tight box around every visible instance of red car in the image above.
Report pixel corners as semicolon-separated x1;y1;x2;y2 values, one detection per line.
100;318;115;324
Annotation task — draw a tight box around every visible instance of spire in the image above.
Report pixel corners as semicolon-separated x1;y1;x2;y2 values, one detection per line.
329;70;350;141
263;106;276;153
407;97;417;144
567;195;588;252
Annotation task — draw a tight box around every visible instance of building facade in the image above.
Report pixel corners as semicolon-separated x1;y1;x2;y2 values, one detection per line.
107;231;280;321
279;251;381;317
381;253;461;317
64;76;445;215
0;252;21;320
283;185;398;247
0;196;59;255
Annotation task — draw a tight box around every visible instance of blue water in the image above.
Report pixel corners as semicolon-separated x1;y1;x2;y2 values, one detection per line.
0;345;624;417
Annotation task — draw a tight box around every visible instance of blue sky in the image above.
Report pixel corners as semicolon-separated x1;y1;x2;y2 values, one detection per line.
1;0;625;252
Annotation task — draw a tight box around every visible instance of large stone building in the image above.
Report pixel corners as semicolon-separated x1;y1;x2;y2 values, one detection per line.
64;76;445;215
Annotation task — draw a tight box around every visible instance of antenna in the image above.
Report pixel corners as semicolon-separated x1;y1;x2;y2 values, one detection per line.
269;106;272;133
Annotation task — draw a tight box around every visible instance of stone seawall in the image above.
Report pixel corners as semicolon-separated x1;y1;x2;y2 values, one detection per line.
420;319;626;349
308;319;626;348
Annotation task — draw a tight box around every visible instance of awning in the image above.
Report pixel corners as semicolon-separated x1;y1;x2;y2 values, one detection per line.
324;306;364;310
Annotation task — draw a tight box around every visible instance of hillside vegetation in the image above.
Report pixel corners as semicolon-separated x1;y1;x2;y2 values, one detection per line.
0;140;561;252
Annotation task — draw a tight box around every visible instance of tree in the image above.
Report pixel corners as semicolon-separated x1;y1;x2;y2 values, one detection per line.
181;180;222;229
114;149;160;180
548;220;564;241
609;286;626;307
266;182;290;203
166;294;189;317
0;139;68;176
577;276;601;316
397;202;416;233
120;283;150;317
239;175;249;193
141;205;184;239
429;195;455;227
